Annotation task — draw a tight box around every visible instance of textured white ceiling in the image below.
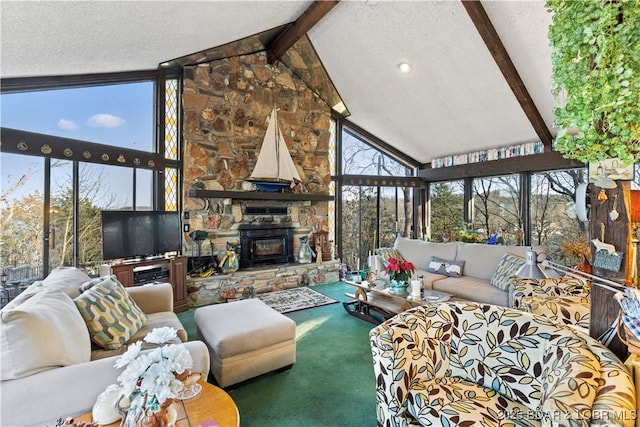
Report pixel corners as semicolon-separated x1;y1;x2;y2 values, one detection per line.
0;0;558;165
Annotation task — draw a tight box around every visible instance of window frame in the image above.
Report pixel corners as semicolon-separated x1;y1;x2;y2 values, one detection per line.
0;69;181;276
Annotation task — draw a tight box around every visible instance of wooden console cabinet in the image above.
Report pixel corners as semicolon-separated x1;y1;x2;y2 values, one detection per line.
103;256;189;313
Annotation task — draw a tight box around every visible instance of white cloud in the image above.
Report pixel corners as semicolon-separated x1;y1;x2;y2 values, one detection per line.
57;119;77;130
87;113;125;128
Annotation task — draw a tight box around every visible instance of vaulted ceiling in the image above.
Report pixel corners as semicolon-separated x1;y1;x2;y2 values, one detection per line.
1;1;558;166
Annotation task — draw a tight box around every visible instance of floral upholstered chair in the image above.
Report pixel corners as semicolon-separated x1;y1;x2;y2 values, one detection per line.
510;277;591;333
369;302;635;427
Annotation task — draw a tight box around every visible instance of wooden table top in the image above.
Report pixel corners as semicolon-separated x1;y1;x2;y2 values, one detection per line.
75;380;239;427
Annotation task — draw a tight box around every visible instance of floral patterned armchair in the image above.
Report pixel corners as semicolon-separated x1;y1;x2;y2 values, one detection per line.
510;277;591;332
370;302;635;427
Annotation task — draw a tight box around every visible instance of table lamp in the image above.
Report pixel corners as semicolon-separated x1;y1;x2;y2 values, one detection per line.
516;247;546;279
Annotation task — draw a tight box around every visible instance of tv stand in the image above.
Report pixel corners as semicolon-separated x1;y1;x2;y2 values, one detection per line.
103;256;189;313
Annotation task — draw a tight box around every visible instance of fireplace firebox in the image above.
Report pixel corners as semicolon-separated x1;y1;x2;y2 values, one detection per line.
238;224;294;268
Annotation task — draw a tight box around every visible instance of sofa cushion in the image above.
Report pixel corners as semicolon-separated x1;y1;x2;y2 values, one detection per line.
74;276;147;350
414;269;448;289
455;243;541;281
433;277;508;306
42;266;92;298
490;253;525;291
1;287;91;380
427;256;464;277
90;312;186;361
394;237;457;270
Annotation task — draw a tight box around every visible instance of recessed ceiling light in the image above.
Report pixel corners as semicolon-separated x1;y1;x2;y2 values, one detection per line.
398;62;412;73
366;0;379;6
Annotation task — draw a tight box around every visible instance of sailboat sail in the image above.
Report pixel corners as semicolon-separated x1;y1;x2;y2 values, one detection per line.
249;107;301;187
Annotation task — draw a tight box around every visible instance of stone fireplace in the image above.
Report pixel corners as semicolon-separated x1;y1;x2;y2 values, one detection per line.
180;50;338;306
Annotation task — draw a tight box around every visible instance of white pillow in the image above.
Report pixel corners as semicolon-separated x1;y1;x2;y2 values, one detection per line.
42;266;91;298
1;287;91;380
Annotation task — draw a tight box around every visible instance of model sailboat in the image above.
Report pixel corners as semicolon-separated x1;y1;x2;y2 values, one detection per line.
248;106;301;192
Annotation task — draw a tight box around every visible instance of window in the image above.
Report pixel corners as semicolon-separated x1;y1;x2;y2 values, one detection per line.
531;168;587;264
473;175;521;245
338;124;420;271
0;153;45;280
1;76;179;279
342;129;411;176
429;181;464;242
1;83;154;151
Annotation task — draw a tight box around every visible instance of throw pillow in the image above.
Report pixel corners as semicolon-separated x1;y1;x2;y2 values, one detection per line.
490;253;526;291
74;276;147;350
376;247;404;267
427;256;465;277
1;287;91;380
42;266;92;299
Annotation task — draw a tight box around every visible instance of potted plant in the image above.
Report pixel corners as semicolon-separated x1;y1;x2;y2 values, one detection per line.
547;0;640;164
384;256;415;294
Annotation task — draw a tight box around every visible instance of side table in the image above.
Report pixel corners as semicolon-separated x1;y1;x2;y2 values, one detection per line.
74;380;239;427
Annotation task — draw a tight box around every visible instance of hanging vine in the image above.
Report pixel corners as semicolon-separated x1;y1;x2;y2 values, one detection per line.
547;0;640;164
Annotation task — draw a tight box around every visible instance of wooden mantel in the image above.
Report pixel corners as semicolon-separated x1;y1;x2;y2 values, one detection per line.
187;189;334;202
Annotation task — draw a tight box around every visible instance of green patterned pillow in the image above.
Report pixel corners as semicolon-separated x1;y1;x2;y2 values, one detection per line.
490;253;525;291
74;276;147;350
376;247;404;267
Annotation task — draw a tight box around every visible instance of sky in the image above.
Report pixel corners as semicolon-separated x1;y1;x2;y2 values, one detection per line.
1;82;155;207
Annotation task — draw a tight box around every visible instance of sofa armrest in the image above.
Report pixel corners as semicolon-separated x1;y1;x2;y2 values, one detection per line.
509;277;589;309
126;282;174;314
0;340;210;427
370;309;448;425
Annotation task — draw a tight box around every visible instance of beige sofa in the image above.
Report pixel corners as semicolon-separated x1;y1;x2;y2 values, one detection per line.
0;267;210;427
381;236;545;306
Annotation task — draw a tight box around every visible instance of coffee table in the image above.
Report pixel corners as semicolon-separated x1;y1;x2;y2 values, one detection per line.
74;380;239;427
342;279;452;324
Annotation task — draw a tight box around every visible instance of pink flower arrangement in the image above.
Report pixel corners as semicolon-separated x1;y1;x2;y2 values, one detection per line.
384;257;415;283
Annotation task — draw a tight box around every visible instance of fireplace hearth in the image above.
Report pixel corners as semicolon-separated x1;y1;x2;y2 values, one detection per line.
238;224;294;268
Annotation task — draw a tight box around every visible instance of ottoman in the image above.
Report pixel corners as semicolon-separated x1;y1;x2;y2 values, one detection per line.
194;298;296;387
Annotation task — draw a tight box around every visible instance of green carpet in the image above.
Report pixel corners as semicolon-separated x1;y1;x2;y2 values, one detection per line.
178;282;377;427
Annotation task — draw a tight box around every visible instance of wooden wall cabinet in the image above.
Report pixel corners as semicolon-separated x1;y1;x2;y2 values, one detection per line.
103;256;189;313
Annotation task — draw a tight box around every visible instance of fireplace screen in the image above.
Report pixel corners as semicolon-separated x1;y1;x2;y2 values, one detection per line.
253;238;285;257
239;225;294;268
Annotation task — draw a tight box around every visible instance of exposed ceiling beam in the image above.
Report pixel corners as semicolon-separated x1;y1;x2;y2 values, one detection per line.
461;0;553;149
267;1;340;64
419;151;583;182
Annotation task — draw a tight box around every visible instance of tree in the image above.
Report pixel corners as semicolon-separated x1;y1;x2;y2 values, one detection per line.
0;192;44;266
430;182;464;241
340;132;414;267
1;161;116;273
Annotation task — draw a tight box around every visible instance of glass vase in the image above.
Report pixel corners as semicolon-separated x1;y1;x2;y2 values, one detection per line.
389;279;409;295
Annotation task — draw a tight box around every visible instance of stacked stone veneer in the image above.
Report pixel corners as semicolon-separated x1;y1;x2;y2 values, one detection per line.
187;260;340;307
181;51;333;258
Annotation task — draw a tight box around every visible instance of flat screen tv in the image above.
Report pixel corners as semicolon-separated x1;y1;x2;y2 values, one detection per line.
101;210;182;261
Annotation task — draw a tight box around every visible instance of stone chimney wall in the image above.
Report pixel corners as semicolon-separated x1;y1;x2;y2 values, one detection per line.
181;51;333;256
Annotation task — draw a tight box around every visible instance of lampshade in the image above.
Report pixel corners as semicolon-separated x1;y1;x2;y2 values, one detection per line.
516;247;547;279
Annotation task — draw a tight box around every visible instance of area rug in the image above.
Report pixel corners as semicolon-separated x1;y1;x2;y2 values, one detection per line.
256;287;338;314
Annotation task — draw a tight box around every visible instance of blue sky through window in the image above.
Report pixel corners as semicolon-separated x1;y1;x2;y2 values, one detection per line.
1;82;154;206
